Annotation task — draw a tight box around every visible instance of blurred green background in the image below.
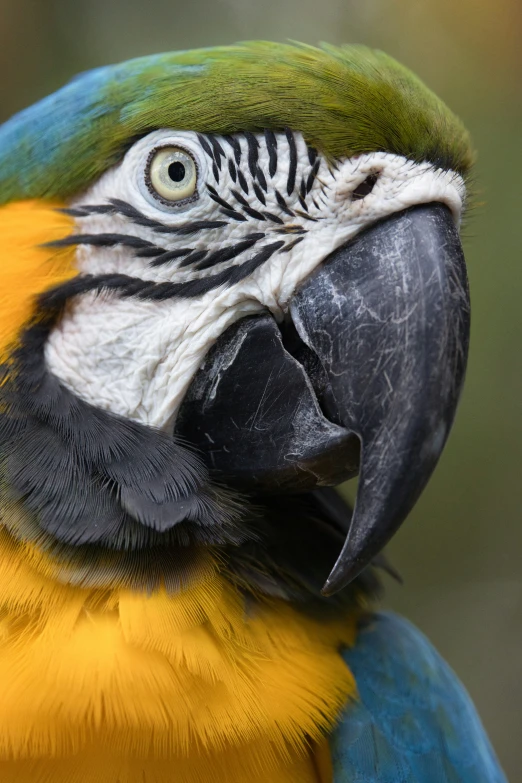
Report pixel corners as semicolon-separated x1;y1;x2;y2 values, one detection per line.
0;0;520;776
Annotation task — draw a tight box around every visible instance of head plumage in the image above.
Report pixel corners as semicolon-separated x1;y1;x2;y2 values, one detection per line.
0;41;473;206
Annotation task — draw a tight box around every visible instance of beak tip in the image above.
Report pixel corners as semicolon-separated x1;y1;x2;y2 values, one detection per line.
321;559;362;597
320;581;334;598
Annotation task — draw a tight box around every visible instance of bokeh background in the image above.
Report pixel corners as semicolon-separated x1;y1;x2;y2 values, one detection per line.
0;0;520;776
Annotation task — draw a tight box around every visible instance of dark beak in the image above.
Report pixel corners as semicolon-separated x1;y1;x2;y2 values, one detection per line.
176;203;470;594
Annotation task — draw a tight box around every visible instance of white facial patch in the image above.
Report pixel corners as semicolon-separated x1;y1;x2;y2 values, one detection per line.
45;129;466;430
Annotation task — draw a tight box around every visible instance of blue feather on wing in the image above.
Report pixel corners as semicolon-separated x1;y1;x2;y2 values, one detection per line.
331;612;507;783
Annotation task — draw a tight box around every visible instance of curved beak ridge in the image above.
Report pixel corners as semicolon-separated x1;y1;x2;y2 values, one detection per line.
290;203;470;594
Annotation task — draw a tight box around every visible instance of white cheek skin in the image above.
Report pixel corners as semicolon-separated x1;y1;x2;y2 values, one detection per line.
45;134;465;430
45;291;266;429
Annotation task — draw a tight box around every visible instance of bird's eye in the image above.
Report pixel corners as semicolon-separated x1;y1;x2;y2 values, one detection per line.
146;146;198;203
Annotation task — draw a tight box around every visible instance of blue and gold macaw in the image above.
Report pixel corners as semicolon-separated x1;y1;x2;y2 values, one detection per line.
0;42;507;782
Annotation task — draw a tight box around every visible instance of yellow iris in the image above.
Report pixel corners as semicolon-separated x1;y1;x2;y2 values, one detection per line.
147;146;198;202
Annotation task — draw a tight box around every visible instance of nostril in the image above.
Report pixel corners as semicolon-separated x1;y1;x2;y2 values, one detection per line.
352;172;379;201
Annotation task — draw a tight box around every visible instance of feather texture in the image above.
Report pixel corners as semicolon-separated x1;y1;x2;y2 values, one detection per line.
0;200;75;359
0;521;359;782
331;612;508;783
0;42;473;206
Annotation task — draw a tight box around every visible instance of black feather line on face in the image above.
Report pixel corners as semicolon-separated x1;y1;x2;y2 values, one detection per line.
229;190;266;222
226;240;285;281
237;168;249;195
61;198;228;237
264;130;278;178
149;247;194;267
253;183;267;206
244;131;260;179
262;212;285;225
274;225;306;235
229;188;251;211
255;167;268;193
224;134;242;166
307;145;318;167
209;135;225;169
171;219;230;236
177;249;208;269
285;128;298;196
281;236;305;253
306;158;321;193
275;190;295;217
206;183;235;211
197;133;214;161
228;158;237;183
219;207;247;222
108;198;167;230
294;210;319;222
49;233;159;251
195;234;265;271
136;245;166;259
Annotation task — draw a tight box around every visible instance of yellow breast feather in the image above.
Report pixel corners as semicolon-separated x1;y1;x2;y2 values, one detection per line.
0;523;357;782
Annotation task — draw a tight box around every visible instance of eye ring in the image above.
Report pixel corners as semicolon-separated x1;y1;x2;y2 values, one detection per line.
145;145;199;206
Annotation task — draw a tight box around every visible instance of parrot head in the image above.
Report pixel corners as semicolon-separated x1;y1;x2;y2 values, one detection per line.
0;42;473;595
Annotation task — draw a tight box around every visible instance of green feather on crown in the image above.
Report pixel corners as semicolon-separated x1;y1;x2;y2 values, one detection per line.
0;41;474;205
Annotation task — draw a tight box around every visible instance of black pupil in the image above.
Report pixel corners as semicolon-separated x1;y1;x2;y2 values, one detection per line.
168;161;186;182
